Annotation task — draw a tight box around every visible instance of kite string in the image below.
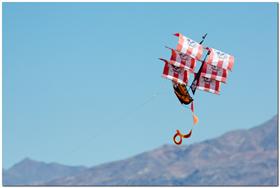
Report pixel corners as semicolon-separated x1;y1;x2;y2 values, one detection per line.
67;82;168;155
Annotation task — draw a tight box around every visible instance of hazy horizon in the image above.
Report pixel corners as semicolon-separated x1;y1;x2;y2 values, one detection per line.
4;113;277;170
3;114;277;186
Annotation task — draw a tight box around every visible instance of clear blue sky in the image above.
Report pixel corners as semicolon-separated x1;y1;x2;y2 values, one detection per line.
3;3;278;169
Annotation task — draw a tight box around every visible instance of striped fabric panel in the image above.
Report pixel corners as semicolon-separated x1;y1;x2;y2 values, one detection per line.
170;49;196;73
195;76;221;95
206;48;234;71
200;63;228;83
160;59;189;85
175;33;203;60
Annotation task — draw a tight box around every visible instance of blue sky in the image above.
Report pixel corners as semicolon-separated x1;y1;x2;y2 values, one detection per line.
3;3;278;169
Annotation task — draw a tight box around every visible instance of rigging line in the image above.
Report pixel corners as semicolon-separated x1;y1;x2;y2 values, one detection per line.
67;86;166;155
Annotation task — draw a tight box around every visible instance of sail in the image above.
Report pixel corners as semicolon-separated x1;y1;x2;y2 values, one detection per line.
206;48;234;71
170;48;196;72
193;76;221;94
160;59;189;85
200;63;228;83
174;33;203;60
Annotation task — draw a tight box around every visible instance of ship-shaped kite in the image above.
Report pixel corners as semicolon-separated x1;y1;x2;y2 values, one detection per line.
159;33;235;145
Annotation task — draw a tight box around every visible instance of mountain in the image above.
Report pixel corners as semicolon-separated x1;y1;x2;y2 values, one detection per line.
3;158;87;185
3;115;278;186
46;115;278;186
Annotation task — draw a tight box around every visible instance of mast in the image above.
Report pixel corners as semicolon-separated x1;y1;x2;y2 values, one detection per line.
189;33;210;95
199;33;207;45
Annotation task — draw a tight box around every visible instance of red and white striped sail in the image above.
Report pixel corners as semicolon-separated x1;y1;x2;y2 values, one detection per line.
200;63;228;83
175;33;203;60
160;59;189;85
206;48;234;71
194;76;221;94
170;49;196;72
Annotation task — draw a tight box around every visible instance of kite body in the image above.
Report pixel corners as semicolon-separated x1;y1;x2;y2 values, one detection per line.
159;33;235;145
172;82;193;105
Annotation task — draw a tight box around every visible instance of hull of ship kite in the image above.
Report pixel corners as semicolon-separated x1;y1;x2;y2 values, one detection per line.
174;90;193;105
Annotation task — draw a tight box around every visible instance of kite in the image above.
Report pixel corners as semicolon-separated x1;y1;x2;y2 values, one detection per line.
159;33;235;145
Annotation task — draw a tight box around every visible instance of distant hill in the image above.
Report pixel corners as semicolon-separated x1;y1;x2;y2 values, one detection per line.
3;158;86;185
3;115;278;186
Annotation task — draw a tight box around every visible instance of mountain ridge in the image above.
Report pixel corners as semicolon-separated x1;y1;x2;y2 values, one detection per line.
3;157;87;185
3;115;278;186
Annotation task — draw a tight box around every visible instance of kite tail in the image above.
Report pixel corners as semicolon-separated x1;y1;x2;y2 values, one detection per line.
173;129;192;145
192;114;199;125
191;102;199;125
172;102;198;145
